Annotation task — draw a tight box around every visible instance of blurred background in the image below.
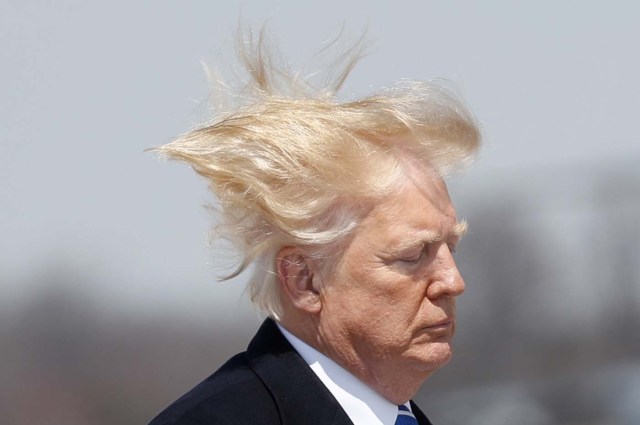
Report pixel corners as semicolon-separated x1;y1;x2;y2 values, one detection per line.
1;1;639;424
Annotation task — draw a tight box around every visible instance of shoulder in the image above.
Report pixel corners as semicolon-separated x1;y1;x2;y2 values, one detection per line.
148;352;280;425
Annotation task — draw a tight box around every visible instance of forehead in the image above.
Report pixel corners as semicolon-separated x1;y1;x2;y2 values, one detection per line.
359;174;457;242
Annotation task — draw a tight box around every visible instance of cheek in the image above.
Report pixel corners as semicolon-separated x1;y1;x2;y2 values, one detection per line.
356;268;427;315
325;255;427;323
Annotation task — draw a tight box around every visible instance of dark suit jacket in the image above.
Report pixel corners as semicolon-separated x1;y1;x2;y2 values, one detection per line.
149;319;433;425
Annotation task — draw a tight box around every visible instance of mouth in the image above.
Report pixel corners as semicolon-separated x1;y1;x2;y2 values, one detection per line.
424;319;454;331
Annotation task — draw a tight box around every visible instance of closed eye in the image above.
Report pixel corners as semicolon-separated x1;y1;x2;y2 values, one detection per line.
398;254;422;263
397;244;431;264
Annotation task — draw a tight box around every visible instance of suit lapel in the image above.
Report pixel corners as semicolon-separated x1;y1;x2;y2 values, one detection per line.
247;319;354;425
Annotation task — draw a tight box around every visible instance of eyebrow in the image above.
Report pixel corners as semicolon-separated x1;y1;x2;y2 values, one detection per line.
389;219;469;254
452;219;469;238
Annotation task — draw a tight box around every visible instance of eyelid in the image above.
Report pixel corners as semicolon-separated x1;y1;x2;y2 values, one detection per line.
394;244;425;263
398;254;423;264
402;251;423;261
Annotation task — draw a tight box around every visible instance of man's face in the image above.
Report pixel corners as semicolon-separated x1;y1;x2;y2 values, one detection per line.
317;172;466;385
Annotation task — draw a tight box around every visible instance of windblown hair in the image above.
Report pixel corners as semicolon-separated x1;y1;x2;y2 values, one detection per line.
155;31;480;319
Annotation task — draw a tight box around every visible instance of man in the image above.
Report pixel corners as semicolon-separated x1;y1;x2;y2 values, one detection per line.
149;32;480;425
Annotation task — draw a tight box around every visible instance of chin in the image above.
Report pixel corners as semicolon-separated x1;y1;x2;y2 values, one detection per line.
436;342;454;362
409;341;453;373
425;342;454;369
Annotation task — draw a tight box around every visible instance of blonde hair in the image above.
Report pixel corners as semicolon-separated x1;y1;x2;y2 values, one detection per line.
155;31;480;319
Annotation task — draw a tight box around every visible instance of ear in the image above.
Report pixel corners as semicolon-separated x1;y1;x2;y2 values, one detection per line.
276;246;322;314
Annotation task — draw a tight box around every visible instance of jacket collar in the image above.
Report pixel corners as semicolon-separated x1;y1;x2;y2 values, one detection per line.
246;318;354;425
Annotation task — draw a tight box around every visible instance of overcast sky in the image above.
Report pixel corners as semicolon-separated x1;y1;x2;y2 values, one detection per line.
1;1;638;320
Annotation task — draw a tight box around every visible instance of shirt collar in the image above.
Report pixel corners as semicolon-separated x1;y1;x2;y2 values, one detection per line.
277;324;407;425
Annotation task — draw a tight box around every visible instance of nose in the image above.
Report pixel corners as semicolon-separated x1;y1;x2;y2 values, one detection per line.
425;244;465;299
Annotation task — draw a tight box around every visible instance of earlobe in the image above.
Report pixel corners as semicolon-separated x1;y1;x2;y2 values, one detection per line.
276;247;322;314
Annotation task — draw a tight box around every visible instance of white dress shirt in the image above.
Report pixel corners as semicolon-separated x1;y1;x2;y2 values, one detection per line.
277;324;413;425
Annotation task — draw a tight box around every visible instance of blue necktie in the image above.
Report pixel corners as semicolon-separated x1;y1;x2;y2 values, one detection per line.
395;404;418;425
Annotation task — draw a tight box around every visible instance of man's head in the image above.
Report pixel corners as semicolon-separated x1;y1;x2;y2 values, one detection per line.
156;31;480;399
158;40;479;306
277;166;468;402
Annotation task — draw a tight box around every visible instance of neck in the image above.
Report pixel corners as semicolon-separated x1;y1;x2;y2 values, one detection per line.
278;312;430;405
